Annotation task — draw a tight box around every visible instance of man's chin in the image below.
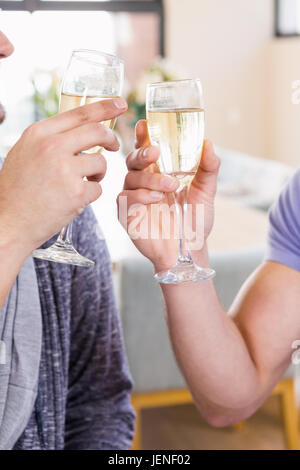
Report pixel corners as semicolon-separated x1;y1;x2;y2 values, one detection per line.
0;103;5;124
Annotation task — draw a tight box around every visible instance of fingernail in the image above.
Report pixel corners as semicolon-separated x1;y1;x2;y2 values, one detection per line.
151;191;164;200
162;176;178;190
113;98;127;110
143;147;150;158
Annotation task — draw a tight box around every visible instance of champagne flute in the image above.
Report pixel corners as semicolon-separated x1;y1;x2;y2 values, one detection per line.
33;49;124;267
146;79;215;284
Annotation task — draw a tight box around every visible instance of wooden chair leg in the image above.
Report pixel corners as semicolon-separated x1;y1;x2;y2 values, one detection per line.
279;378;299;450
233;380;300;449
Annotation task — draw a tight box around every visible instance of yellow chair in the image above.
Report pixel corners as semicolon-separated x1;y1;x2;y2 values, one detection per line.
131;377;299;451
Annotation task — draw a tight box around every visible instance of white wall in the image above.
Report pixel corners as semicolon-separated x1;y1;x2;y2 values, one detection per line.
266;38;300;166
164;0;274;160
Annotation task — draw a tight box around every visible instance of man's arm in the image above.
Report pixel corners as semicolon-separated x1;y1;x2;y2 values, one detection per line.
65;207;135;450
117;121;300;427
160;254;300;427
0;97;127;310
159;166;300;426
0;229;29;308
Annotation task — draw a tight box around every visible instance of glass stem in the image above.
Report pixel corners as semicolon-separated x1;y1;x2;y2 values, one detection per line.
57;222;73;246
174;184;193;265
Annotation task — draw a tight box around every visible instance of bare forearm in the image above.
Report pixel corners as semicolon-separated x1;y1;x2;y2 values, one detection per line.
157;246;266;426
0;223;31;309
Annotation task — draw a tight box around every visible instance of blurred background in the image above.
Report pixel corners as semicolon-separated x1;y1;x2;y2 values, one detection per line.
1;0;300;450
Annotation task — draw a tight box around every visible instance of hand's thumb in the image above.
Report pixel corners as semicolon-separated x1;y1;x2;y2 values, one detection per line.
190;140;220;200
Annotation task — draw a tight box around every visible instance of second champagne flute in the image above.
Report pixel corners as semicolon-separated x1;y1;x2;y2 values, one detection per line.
146;79;216;284
33;49;124;267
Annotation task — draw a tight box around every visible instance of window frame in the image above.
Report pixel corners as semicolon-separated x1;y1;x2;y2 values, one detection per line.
0;0;165;54
275;0;300;37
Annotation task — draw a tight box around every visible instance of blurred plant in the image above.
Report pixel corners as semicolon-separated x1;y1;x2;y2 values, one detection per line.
32;68;62;121
126;57;186;128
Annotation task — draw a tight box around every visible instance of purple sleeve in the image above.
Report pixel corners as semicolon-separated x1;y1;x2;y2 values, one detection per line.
64;207;135;450
265;169;300;271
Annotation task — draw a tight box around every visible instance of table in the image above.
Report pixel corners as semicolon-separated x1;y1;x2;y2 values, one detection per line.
209;196;268;253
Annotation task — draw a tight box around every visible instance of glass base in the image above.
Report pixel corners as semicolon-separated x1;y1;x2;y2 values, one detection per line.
33;242;95;268
154;262;215;285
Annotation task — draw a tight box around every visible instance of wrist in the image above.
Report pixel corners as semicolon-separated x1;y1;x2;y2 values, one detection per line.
191;243;210;265
153;243;211;274
153;261;173;274
0;215;34;263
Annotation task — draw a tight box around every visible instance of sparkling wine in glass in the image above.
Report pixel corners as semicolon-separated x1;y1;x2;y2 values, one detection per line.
146;79;215;284
33;49;124;267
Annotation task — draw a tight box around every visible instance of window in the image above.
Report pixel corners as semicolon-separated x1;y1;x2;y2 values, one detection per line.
0;0;164;152
275;0;300;36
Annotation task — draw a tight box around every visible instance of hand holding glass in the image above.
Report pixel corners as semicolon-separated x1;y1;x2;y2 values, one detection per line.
146;79;215;284
33;49;124;267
